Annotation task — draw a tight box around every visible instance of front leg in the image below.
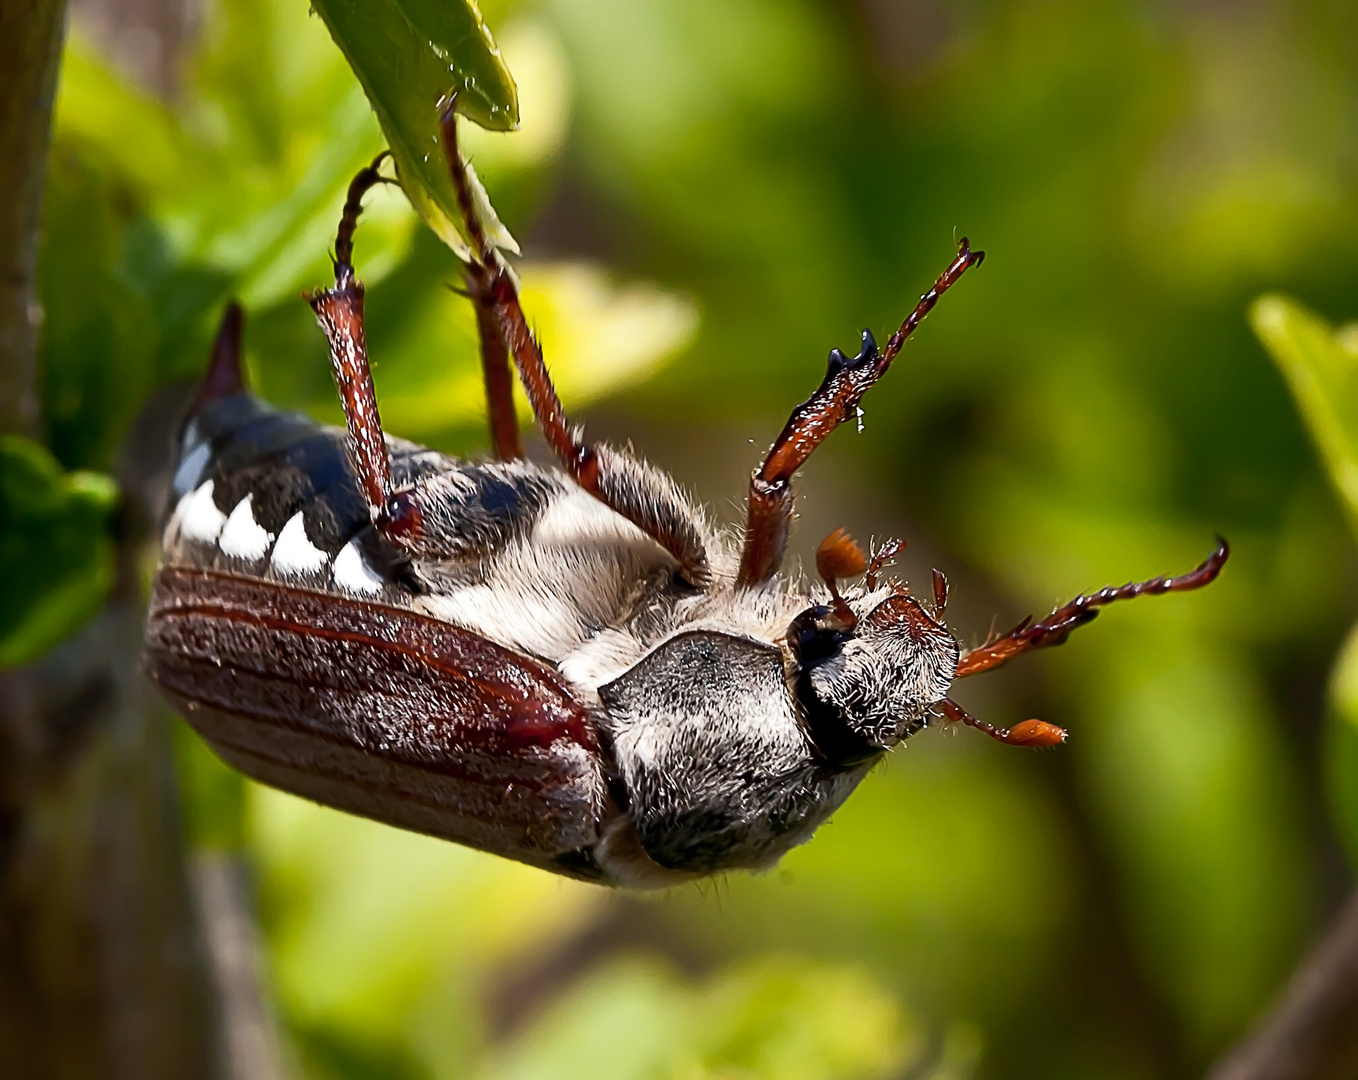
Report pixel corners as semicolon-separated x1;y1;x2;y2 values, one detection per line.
738;240;985;587
954;539;1230;678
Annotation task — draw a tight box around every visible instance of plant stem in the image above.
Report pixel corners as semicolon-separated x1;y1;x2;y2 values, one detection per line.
0;0;67;438
1205;888;1358;1080
0;4;227;1076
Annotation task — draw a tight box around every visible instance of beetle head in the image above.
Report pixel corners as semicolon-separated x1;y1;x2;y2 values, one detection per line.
789;584;959;768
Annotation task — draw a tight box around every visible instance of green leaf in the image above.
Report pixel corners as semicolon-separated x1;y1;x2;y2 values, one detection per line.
0;437;119;667
1250;294;1358;540
366;261;698;440
310;0;519;257
1254;295;1358;875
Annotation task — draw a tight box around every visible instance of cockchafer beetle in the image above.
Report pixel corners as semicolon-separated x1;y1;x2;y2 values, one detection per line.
143;104;1228;887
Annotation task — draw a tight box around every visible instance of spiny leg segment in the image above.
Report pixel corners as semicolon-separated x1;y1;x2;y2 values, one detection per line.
737;241;985;587
308;127;711;579
475;298;523;461
308;152;488;555
308;152;396;521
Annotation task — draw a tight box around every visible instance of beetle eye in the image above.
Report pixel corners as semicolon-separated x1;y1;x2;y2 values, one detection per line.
787;606;882;769
787;604;853;665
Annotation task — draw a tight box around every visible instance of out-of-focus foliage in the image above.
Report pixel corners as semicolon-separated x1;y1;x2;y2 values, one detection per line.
0;436;117;667
1324;625;1358;874
37;0;1358;1076
46;0;689;470
311;0;521;256
1253;296;1358;876
476;955;925;1080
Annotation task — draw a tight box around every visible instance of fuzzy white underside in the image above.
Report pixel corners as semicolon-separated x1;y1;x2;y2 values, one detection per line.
165;476;813;702
176;480;227;543
416;488;668;669
332;539;385;595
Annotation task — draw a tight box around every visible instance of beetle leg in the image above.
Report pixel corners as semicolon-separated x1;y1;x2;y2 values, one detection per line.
931;568;949;618
474;298;524;460
954;538;1230;678
940;698;1067;747
308;152;398;524
309;154;453;558
737;241;985;586
438;103;710;584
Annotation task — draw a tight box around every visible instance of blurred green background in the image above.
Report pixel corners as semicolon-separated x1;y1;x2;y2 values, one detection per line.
20;0;1358;1076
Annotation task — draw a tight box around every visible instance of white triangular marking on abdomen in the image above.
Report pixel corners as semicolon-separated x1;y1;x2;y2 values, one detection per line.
271;512;328;576
333;539;384;595
178;480;227;543
219;494;274;561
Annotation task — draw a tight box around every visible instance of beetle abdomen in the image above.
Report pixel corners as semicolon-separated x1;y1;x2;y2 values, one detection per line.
165;392;560;604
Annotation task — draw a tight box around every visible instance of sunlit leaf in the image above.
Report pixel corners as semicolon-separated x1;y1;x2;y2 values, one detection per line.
53;42;195;199
372;262;699;439
54;23;408;309
1251;294;1358;539
311;0;519;258
657;737;1072;1026
0;437;118;667
248;786;601;1049
950;476;1313;1051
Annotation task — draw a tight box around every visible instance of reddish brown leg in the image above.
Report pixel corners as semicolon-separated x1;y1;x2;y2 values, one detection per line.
439;103;709;583
307;153;531;559
940;698;1067;748
475;301;523;459
737;241;986;586
308;153;397;523
955;538;1230;678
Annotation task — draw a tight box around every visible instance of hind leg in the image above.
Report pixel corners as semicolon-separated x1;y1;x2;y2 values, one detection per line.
439;103;710;585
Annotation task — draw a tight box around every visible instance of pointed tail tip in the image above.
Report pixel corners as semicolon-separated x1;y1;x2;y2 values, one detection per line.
195;300;247;408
